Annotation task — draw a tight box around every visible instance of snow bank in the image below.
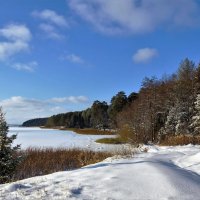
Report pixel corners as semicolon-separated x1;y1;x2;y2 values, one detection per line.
174;151;200;176
1;145;200;199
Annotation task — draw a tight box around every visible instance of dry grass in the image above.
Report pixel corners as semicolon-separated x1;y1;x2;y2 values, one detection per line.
11;148;111;182
95;137;125;144
62;128;115;135
160;135;200;146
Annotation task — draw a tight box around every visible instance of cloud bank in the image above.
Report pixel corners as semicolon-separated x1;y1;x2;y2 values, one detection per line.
0;96;89;124
69;0;200;35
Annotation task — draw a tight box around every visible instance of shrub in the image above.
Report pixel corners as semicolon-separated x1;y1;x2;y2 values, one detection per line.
160;135;200;146
11;148;111;182
95;137;124;144
118;125;150;145
63;128;115;135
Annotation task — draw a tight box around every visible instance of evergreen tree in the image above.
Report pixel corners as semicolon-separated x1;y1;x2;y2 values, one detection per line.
0;108;21;183
108;91;128;127
190;94;200;135
127;92;138;103
91;101;109;129
194;63;200;95
164;106;178;135
174;58;196;135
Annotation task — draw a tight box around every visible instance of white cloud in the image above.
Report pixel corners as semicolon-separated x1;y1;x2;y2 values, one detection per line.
39;24;64;40
11;61;38;72
1;96;45;110
32;9;68;27
65;54;85;64
69;0;200;35
133;48;158;63
0;41;29;61
0;96;89;124
0;24;31;60
32;9;68;40
0;24;31;41
51;96;89;103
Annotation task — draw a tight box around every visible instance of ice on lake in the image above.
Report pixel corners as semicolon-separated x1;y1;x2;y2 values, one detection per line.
8;127;119;151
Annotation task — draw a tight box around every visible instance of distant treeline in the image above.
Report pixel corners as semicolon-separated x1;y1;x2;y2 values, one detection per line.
22;92;137;129
23;58;200;144
22;118;48;127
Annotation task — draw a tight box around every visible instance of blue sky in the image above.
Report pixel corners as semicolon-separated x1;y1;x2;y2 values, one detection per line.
1;0;200;123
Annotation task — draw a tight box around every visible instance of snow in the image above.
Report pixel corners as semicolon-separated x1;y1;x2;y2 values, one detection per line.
1;145;200;199
8;127;119;151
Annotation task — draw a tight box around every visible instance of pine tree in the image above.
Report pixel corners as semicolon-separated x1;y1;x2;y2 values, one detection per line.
0;107;21;183
164;106;178;135
108;91;128;127
174;58;196;135
190;94;200;135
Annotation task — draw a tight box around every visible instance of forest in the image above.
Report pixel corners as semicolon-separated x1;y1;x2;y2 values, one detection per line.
23;58;200;144
22;118;48;127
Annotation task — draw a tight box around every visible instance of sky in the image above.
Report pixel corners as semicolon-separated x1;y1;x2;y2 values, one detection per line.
1;0;200;124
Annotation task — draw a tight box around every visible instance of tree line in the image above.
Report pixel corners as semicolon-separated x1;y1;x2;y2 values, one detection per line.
22;118;48;127
23;58;200;143
22;92;137;129
117;58;200;143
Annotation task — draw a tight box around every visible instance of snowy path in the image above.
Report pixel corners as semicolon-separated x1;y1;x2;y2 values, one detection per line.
1;145;200;199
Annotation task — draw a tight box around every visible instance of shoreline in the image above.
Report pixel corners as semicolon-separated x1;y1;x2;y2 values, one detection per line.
30;126;117;135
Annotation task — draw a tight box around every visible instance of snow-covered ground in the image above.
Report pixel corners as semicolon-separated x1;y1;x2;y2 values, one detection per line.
9;127;118;151
1;145;200;200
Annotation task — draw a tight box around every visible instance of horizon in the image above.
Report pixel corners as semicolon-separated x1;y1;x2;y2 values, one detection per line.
1;0;200;124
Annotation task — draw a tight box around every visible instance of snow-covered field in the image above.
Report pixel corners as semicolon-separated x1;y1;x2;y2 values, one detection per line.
8;127;118;151
1;145;200;199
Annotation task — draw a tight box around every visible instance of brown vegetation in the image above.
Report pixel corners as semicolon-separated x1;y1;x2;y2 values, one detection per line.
23;59;200;145
11;148;112;182
116;59;200;144
95;137;124;144
62;128;115;135
160;135;200;146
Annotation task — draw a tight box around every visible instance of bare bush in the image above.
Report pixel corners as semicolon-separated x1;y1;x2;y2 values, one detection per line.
160;135;200;146
11;148;111;182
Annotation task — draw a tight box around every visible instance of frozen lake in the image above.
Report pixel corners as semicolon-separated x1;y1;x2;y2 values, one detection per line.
8;127;118;151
